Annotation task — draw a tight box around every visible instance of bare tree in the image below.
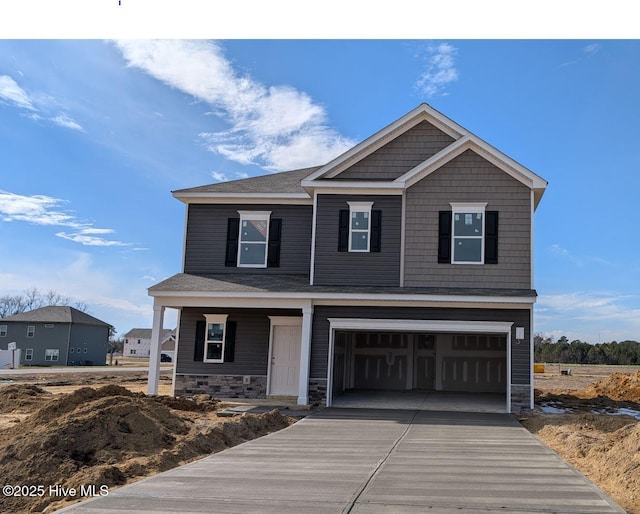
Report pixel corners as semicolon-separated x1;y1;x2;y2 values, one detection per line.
0;288;89;318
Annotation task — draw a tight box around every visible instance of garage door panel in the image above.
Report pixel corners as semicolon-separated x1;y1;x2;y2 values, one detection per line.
442;357;505;393
354;354;408;389
415;356;435;390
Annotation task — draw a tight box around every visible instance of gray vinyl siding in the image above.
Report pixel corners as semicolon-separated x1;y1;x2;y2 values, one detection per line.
184;204;312;275
404;150;532;289
313;195;401;286
336;121;455;181
176;307;301;376
68;324;110;365
310;305;531;386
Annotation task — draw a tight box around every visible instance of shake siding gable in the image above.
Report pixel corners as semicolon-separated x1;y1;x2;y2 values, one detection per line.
335;121;455;181
184;204;312;275
404;150;532;289
314;195;402;286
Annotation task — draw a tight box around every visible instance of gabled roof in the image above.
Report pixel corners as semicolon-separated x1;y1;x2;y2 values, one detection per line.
0;306;112;327
123;328;174;340
301;102;548;207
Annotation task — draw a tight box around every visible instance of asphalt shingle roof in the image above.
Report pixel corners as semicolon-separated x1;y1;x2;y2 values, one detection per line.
148;273;537;298
172;166;321;195
0;306;112;326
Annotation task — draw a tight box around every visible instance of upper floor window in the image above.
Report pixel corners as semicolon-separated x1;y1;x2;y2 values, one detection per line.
237;211;271;268
27;325;35;338
451;203;486;264
338;203;382;253
0;325;6;337
438;203;498;265
348;202;373;252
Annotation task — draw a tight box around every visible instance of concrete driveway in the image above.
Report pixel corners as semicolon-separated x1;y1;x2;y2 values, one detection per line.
57;409;624;513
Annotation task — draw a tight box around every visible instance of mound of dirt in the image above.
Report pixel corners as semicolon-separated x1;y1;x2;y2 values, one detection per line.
0;385;295;513
520;412;640;514
584;371;640;402
0;384;50;413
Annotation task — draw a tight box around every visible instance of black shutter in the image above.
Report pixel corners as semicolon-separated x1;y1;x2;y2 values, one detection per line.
370;210;382;252
267;219;282;267
338;209;349;252
438;211;452;263
194;319;205;362
485;211;499;264
223;321;236;363
225;218;240;267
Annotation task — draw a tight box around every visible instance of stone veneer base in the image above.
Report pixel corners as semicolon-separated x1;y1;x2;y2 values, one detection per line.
174;374;267;399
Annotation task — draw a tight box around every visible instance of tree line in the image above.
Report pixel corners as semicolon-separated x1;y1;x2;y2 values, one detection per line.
534;334;640;365
0;287;89;318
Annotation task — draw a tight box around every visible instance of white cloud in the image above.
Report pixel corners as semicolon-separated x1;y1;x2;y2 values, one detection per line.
51;113;84;131
114;39;354;171
583;43;601;56
0;189;129;247
536;291;640;342
0;74;35;110
415;43;459;98
211;171;229;182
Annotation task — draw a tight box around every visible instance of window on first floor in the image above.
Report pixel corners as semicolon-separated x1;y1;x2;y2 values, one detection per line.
45;349;59;362
204;314;228;363
0;325;6;337
27;325;35;338
130;349;136;355
25;348;33;361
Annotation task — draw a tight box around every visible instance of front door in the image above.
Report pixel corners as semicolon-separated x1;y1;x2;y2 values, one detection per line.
269;324;302;396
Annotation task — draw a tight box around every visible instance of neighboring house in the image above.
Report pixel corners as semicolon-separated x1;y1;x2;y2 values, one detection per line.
146;103;548;413
123;328;175;358
0;306;111;366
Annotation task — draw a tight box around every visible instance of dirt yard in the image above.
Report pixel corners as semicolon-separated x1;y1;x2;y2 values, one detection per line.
1;365;639;513
520;364;640;514
0;371;299;513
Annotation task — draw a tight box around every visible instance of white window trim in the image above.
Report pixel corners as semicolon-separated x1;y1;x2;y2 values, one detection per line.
450;202;487;265
27;325;35;338
25;348;33;361
45;348;59;362
237;211;271;268
0;325;6;337
203;314;228;363
347;202;373;253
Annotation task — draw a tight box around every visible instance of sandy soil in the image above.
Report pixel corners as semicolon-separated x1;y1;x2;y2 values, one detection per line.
1;365;639;513
520;365;640;514
0;374;297;513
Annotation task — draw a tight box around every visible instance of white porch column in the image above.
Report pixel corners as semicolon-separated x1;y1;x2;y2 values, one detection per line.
147;304;165;395
297;305;313;405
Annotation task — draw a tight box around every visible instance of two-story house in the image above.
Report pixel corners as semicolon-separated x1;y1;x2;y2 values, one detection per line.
146;103;547;413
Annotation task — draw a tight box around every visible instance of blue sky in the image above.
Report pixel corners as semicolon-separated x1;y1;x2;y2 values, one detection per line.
1;38;639;343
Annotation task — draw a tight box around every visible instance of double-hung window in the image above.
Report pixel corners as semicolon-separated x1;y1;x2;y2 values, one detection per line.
0;325;6;337
27;325;35;338
25;349;33;361
45;349;59;362
237;211;271;267
204;314;228;363
348;202;373;252
451;203;487;264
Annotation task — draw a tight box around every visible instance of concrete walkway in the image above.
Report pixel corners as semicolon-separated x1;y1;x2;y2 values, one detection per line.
57;409;625;513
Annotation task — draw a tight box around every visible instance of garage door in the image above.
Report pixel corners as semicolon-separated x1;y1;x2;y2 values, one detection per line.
333;331;506;394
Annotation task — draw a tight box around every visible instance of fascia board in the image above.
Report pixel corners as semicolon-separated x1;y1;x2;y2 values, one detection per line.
149;289;536;306
328;318;514;333
399;135;548;195
172;192;312;205
303;104;467;183
300;181;404;196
